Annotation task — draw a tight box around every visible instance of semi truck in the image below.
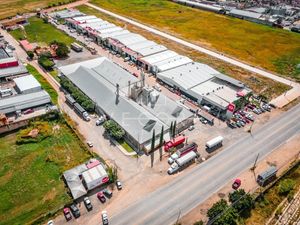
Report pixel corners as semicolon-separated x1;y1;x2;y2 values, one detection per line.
164;136;186;152
71;42;83;52
167;151;197;175
168;142;198;164
206;136;223;150
74;103;90;121
65;94;76;106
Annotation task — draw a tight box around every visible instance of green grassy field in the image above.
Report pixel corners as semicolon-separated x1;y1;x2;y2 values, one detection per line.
90;0;300;82
0;119;91;225
26;64;58;104
77;5;290;100
0;0;75;20
10;16;75;46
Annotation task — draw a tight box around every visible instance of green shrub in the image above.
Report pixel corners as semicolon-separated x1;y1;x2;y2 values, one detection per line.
278;179;296;196
103;120;125;140
38;55;54;70
194;221;204;225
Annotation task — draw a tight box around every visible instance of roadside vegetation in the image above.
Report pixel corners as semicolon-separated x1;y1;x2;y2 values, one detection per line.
0;114;92;225
77;5;290;100
245;162;300;225
9;16;75;46
0;0;77;20
26;64;58;104
89;0;300;82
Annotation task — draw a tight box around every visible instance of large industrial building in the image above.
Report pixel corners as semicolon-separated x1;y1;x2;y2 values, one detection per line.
59;57;193;151
157;62;252;119
0;51;27;79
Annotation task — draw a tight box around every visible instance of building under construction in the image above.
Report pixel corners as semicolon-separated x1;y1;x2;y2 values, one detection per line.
59;57;193;152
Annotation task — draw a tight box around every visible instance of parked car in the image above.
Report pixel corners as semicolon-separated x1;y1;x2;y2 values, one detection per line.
232;178;241;190
87;141;93;148
116;180;122;190
188;125;195;131
96;116;105;126
97;191;106;203
63;207;72;221
47;220;54;225
70;204;80;218
103;189;113;198
101;210;109;225
23;108;34;114
84;197;93;211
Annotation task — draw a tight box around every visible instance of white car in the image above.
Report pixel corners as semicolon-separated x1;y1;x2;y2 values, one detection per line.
96;116;105;126
47;220;54;225
102;210;109;225
87;141;93;148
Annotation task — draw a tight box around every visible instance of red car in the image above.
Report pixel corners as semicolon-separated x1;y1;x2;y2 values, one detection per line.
232;178;241;190
97;191;106;203
63;207;72;221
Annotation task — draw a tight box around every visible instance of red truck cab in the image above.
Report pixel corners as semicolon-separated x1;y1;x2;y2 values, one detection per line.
164;136;186;152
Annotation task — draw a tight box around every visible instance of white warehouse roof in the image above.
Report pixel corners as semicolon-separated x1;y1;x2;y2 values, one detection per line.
72;15;97;22
126;40;157;52
157;62;218;90
140;50;178;65
13;74;41;93
137;45;168;57
98;29;130;40
113;33;146;46
97;26;123;34
153;55;193;72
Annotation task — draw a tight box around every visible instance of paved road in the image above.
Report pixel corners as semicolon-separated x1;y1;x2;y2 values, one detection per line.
107;103;300;225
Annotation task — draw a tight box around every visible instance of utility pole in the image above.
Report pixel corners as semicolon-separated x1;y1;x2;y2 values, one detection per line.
175;209;181;225
251;153;259;171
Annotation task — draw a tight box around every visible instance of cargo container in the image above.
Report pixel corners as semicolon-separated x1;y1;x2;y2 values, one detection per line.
206;136;223;150
168;142;198;164
167;151;197;174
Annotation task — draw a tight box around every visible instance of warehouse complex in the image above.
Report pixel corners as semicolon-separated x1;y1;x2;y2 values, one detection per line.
59;57;193;151
49;10;252;120
0;46;51;117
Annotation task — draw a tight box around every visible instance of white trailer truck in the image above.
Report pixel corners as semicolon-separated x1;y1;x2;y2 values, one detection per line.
167;151;197;175
205;136;223;150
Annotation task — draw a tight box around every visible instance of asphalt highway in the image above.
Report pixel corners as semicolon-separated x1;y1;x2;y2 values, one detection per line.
110;103;300;225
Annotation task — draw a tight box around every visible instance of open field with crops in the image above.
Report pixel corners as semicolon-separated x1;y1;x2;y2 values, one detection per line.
0;118;91;225
90;0;300;82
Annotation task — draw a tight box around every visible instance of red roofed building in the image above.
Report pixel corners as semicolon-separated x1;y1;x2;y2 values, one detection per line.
19;40;34;52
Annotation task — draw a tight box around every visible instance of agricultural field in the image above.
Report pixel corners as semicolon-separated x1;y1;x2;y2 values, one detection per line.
77;5;290;100
90;0;300;82
0;0;75;20
9;16;75;46
0;118;92;225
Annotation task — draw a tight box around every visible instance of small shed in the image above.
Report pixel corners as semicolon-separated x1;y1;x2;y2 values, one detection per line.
82;164;108;191
14;75;41;94
257;166;277;186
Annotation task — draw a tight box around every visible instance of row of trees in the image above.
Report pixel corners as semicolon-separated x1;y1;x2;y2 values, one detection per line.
205;189;254;225
60;76;95;112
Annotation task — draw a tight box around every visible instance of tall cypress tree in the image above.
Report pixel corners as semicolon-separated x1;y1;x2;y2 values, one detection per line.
170;121;173;137
173;120;177;138
159;126;164;161
150;129;155;153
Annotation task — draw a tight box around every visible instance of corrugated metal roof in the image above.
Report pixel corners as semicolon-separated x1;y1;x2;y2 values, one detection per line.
72;15;97;22
13;74;41;92
140;50;178;65
125;40;157;52
136;45;167;57
229;9;262;19
113;33;146;46
157;62;216;90
0;63;27;78
59;57;192;145
154;55;193;72
0;90;51;113
98;29;130;40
